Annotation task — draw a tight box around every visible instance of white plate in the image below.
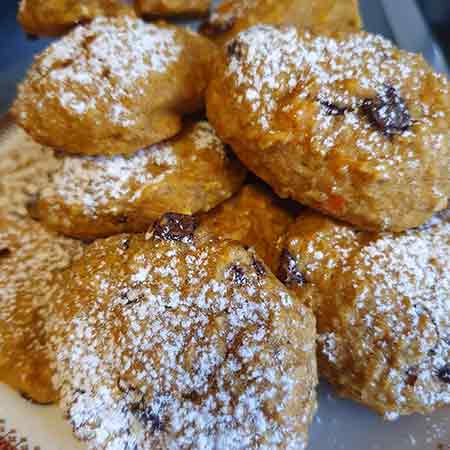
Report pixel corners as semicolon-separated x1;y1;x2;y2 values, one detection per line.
1;382;449;450
1;2;449;449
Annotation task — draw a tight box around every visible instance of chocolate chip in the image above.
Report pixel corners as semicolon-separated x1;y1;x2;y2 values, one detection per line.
200;16;236;36
252;257;266;277
226;39;244;59
0;246;11;258
320;100;348;116
228;264;246;285
436;364;450;384
362;85;411;136
152;213;198;243
25;33;39;41
405;367;419;386
139;409;164;432
277;249;306;287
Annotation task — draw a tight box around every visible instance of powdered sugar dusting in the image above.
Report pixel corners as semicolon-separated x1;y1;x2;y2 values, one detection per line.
0;124;58;216
39;121;240;222
29;17;181;126
0;122;83;394
225;26;449;162
48;235;317;449
286;211;450;417
43;143;177;215
0;214;83;392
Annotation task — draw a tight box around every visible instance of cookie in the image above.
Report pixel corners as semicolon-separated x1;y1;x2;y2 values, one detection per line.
47;213;318;449
13;17;217;156
18;0;133;37
29;122;246;239
0;120;58;217
0;214;83;404
200;0;361;45
206;26;450;231
135;0;210;17
279;209;450;419
198;183;295;272
0;118;83;404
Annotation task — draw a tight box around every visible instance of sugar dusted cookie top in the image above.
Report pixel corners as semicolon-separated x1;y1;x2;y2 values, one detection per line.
13;17;216;155
48;213;317;450
0;214;83;404
280;209;450;418
206;26;449;231
31;122;246;239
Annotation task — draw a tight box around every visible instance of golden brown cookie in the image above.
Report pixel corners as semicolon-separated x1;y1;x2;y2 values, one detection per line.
198;183;294;272
18;0;133;37
30;121;246;239
47;213;317;449
279;209;450;419
0;118;83;404
0;120;58;217
206;26;450;231
0;214;83;404
13;17;217;156
135;0;210;17
200;0;361;45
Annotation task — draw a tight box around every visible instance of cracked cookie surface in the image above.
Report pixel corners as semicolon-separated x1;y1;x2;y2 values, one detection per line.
13;17;217;155
0;120;83;404
47;213;317;449
206;26;450;231
0;214;83;404
30;122;246;239
279;209;450;419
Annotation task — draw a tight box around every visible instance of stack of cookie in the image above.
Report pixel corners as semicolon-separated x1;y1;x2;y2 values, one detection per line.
0;0;448;449
206;21;450;421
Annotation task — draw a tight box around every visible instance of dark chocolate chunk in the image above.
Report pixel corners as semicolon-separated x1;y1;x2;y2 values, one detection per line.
320;100;348;116
405;367;419;386
229;264;246;285
226;39;244;59
139;409;164;432
252;257;266;277
0;246;11;258
277;249;306;287
362;85;411;136
436;364;450;384
152;213;198;243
